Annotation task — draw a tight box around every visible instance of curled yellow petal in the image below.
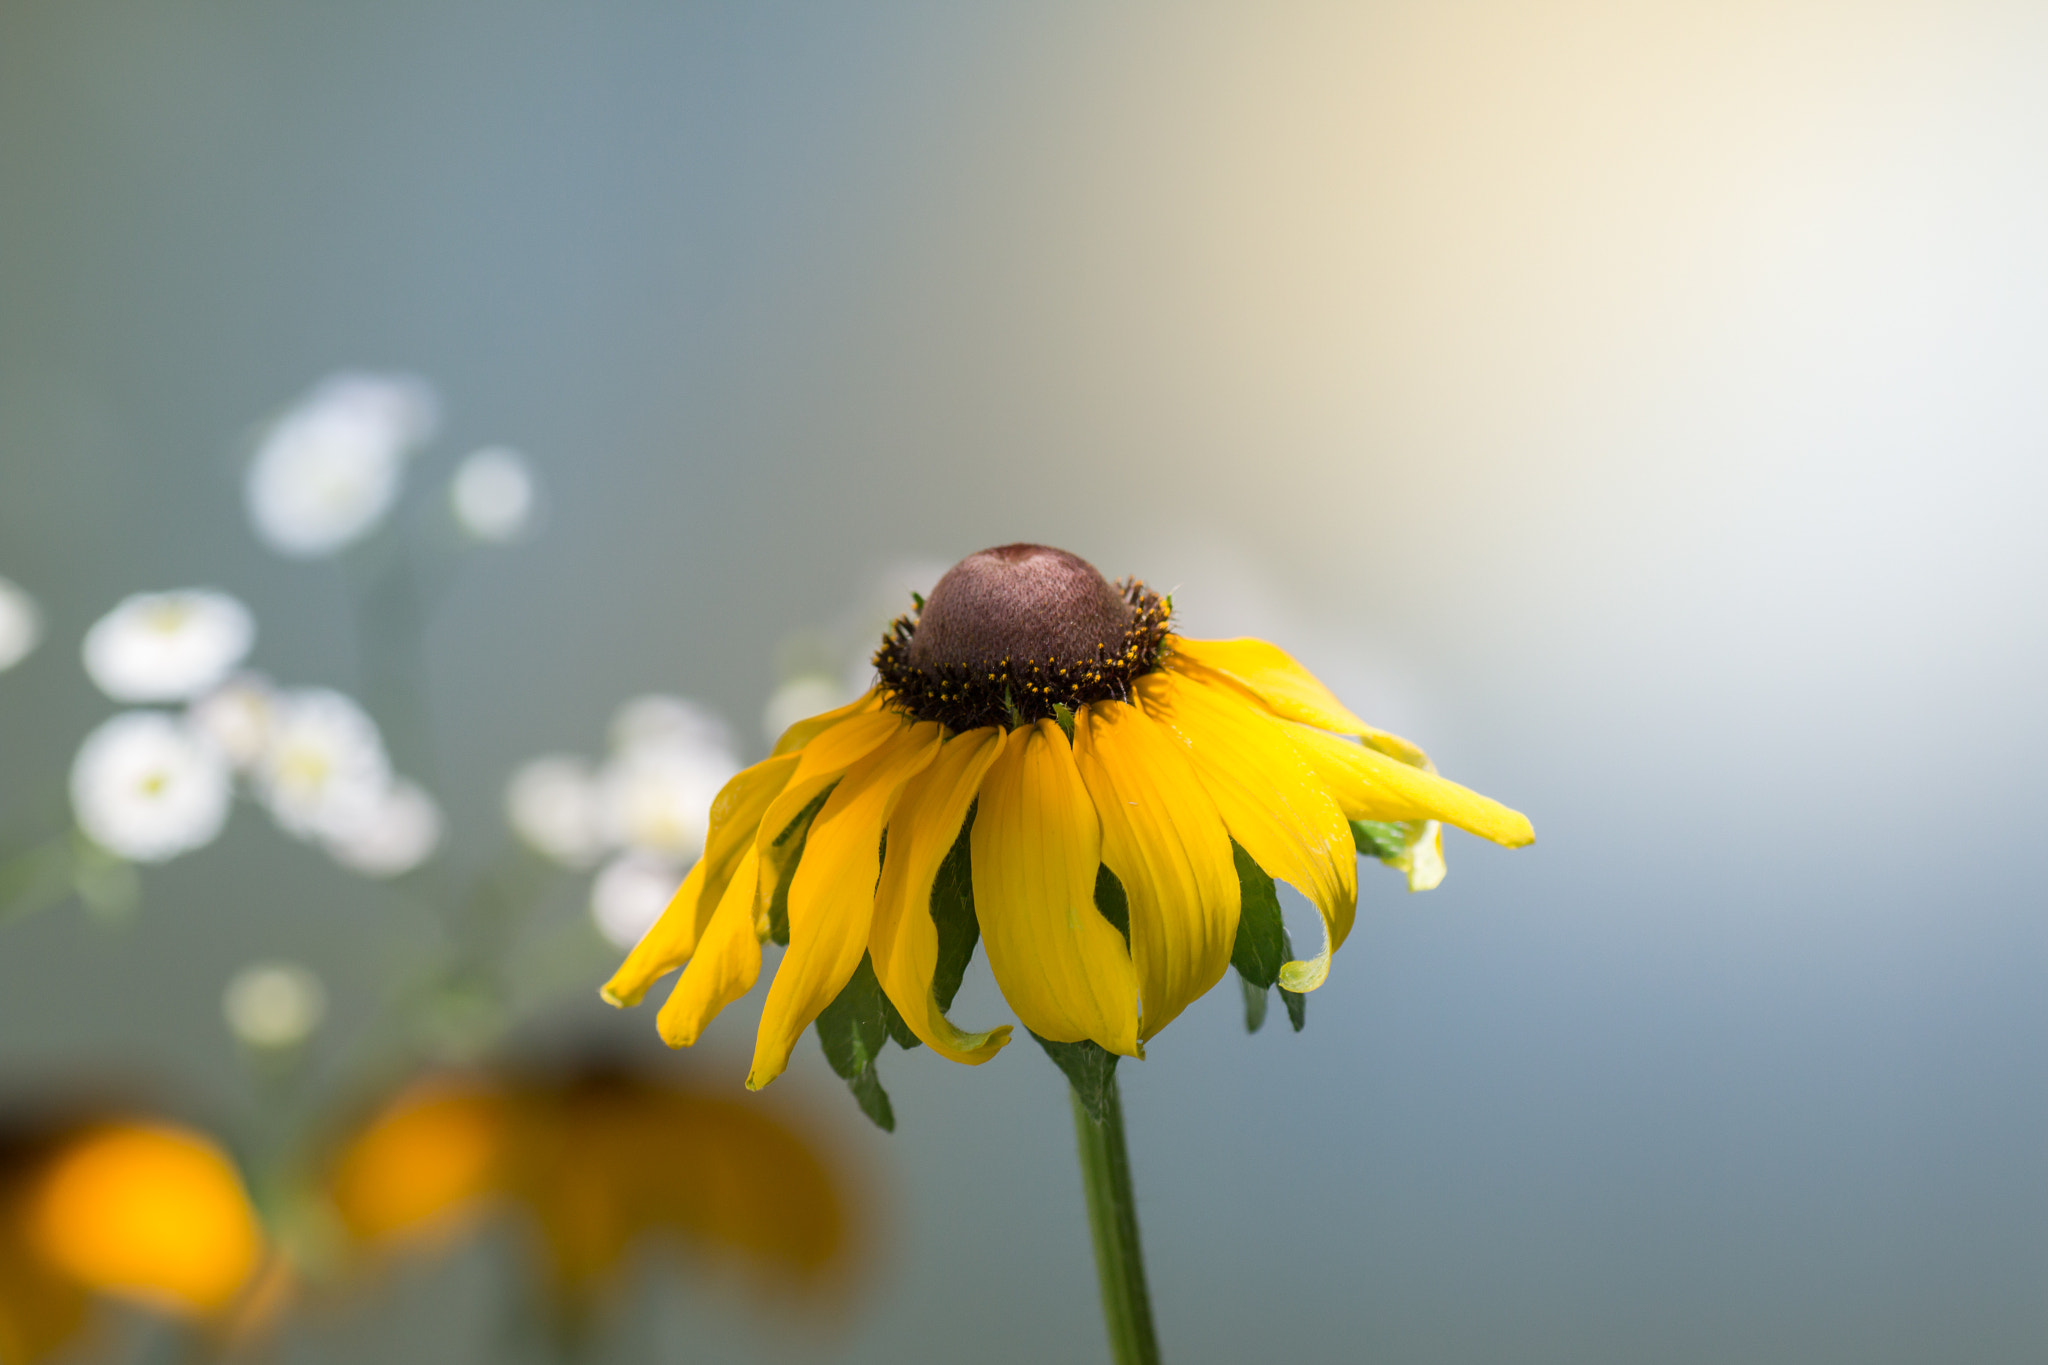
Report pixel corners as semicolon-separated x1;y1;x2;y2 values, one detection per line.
748;723;943;1089
1167;635;1429;767
1135;669;1355;995
869;727;1011;1063
1073;700;1239;1040
602;751;798;1007
656;852;762;1047
1284;720;1534;849
770;688;882;756
972;721;1140;1057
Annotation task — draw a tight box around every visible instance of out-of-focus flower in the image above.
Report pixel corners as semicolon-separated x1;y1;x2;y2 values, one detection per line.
597;746;733;862
81;590;254;704
588;853;683;951
222;962;327;1051
253;688;390;841
186;672;276;771
69;712;232;863
244;373;439;558
0;577;42;675
606;694;732;759
449;448;537;543
505;756;604;868
761;674;855;748
604;544;1534;1106
0;1119;264;1351
327;1070;848;1307
320;778;442;878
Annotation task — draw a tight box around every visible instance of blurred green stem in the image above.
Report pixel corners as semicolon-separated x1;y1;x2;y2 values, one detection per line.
1071;1072;1162;1365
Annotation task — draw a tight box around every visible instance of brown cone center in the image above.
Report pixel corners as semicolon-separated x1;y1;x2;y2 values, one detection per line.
907;544;1134;669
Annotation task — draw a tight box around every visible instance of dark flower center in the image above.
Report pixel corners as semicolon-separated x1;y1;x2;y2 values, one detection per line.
874;544;1170;730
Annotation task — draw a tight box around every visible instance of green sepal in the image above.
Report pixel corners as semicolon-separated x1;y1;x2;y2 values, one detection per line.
1349;818;1408;861
1093;864;1131;946
1031;1031;1120;1126
1229;839;1307;1034
1280;977;1307;1032
764;784;833;946
929;813;980;1012
910;590;926;611
1051;702;1076;739
815;952;899;1131
1239;975;1269;1032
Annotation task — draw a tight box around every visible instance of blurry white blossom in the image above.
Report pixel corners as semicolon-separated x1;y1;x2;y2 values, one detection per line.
186;672;275;770
222;961;327;1050
505;755;604;868
606;693;733;759
589;851;685;951
0;576;42;673
761;674;855;747
449;447;537;543
82;590;254;703
598;747;733;861
254;688;391;841
69;712;232;863
321;778;442;878
244;372;439;557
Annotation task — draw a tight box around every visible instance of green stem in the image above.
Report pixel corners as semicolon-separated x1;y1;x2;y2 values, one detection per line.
1070;1070;1163;1365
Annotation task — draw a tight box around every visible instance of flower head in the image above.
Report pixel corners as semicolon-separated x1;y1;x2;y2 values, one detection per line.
0;577;42;675
449;447;538;543
70;712;232;863
252;688;391;841
222;961;327;1051
81;590;254;703
319;777;443;878
244;373;438;558
604;545;1533;1104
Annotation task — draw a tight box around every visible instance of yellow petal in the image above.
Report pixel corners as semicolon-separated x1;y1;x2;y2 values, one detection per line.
602;751;799;1007
655;851;763;1047
1167;635;1429;767
1134;669;1356;995
1073;700;1240;1040
747;723;943;1089
972;721;1141;1057
869;727;1012;1064
1283;720;1535;849
770;687;883;756
753;709;907;928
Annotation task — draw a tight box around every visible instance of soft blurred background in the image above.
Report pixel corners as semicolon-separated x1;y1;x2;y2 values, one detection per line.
3;1;2046;1361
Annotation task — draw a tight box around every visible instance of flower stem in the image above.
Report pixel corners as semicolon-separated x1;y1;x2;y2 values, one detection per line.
1069;1070;1162;1365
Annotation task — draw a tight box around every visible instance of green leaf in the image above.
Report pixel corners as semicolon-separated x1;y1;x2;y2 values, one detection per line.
1031;1032;1120;1125
1349;819;1408;861
1093;864;1131;946
815;953;898;1131
1280;979;1307;1032
764;784;834;947
1239;974;1270;1033
1228;841;1286;989
929;813;980;1012
1051;702;1076;739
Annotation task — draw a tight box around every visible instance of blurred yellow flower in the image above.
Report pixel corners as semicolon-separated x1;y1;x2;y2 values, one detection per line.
0;1118;265;1364
605;545;1534;1090
328;1070;848;1304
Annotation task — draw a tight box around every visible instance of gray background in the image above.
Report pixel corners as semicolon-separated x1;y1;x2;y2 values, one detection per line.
4;2;2047;1361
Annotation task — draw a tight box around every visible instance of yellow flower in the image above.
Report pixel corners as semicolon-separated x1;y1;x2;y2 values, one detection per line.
327;1069;849;1305
604;545;1533;1093
0;1117;265;1364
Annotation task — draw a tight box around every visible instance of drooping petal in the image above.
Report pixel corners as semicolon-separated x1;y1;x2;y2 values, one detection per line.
1135;669;1356;995
748;723;943;1089
770;688;882;757
752;709;907;926
1166;636;1429;767
656;851;762;1046
1073;700;1239;1039
972;721;1140;1057
1283;719;1535;848
602;752;799;1007
869;727;1011;1063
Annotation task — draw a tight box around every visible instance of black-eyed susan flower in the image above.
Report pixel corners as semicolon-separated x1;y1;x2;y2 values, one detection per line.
603;544;1532;1104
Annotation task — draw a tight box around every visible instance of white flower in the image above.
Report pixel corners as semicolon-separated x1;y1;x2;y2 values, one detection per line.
254;688;390;840
222;961;326;1050
70;712;231;863
761;673;855;747
589;851;685;951
504;755;604;868
598;744;736;861
606;693;734;760
81;590;254;703
186;672;275;770
322;778;442;877
449;448;537;543
244;373;439;557
0;577;42;673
